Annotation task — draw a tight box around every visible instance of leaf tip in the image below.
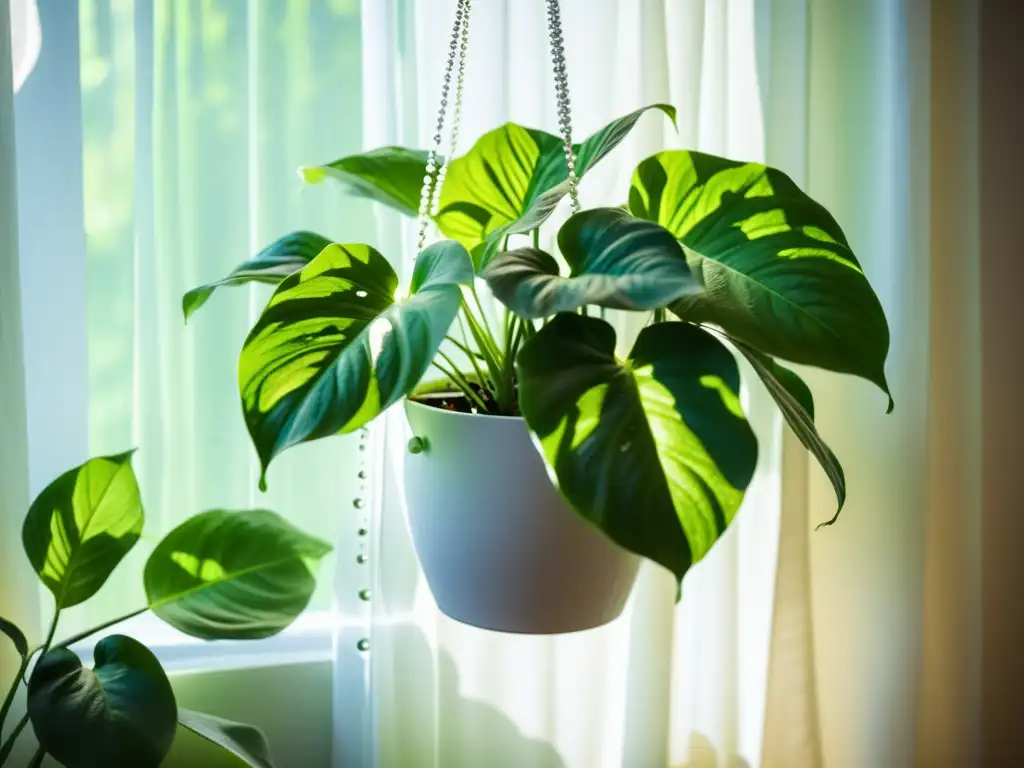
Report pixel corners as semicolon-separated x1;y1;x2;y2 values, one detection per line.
297;165;327;185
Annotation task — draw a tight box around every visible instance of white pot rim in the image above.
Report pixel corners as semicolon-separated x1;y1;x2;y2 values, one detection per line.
405;394;525;425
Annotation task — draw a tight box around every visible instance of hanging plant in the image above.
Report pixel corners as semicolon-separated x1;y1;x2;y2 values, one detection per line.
183;0;891;631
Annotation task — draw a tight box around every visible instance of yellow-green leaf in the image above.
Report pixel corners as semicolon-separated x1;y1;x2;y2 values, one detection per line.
517;315;757;588
628;150;892;410
21;452;143;609
436;104;676;270
238;240;473;488
299;146;436;218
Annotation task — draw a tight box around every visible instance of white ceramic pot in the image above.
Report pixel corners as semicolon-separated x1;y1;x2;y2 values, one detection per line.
403;398;641;634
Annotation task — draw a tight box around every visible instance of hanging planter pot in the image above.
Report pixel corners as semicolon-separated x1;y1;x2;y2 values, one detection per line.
203;0;893;653
402;397;641;634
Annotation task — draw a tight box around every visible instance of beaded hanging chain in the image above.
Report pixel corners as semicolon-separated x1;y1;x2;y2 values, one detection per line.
545;0;580;214
416;0;472;251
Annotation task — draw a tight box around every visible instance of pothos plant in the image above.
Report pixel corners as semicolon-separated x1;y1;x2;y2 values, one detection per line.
184;103;891;594
0;452;331;767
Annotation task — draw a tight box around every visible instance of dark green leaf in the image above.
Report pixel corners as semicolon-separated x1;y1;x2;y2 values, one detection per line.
144;509;332;640
517;314;757;587
179;709;275;768
299;146;436;217
483;207;702;317
730;338;847;524
239;240;472;487
0;615;27;659
628;150;892;410
22;451;143;609
28;635;177;768
182;231;332;322
436;104;675;270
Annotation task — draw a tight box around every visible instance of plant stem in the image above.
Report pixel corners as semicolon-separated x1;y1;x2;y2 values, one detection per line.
653;308;666;324
0;713;29;765
459;302;506;400
430;361;489;412
39;613;59;657
51;605;149;650
26;744;45;768
532;228;540;249
469;286;499;351
0;658;27;738
444;335;485;360
456;315;491;397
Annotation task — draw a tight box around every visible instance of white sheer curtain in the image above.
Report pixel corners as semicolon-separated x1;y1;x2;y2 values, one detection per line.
355;2;810;766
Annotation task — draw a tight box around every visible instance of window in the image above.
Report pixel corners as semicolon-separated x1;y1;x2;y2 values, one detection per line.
15;0;371;669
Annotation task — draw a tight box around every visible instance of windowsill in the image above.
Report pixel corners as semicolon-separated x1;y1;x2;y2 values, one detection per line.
69;611;336;676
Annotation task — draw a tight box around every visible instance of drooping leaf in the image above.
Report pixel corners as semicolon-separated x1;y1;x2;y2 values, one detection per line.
436;104;676;270
0;616;28;659
22;451;143;609
239;240;472;487
299;146;436;218
517;314;757;587
483;207;701;317
144;509;332;640
179;709;275;768
28;635;177;768
730;337;847;524
628;150;892;410
182;231;332;322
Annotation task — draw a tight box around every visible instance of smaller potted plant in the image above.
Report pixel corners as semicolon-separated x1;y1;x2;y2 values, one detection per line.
183;96;891;634
0;451;331;767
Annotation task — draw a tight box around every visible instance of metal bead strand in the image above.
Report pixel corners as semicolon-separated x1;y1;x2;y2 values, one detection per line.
431;1;471;218
417;0;469;250
545;0;580;214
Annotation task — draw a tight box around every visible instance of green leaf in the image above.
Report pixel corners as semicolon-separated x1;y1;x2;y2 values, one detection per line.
179;709;275;768
299;146;436;217
483;207;701;317
573;103;677;172
22;451;143;609
628;150;893;410
239;240;472;488
28;635;177;768
144;509;332;640
729;337;847;524
517;314;758;587
436;104;676;270
183;231;332;322
0;616;27;659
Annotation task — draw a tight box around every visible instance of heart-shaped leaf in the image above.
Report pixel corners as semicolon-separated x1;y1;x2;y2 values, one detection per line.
517;314;757;586
483;207;702;317
729;337;847;524
144;509;332;640
179;709;275;768
299;146;436;218
22;451;143;609
628;150;892;410
182;231;332;322
28;635;177;768
436;104;676;270
239;240;472;487
0;616;28;659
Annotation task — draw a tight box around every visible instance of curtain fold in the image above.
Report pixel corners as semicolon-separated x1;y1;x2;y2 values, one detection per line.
0;2;40;765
